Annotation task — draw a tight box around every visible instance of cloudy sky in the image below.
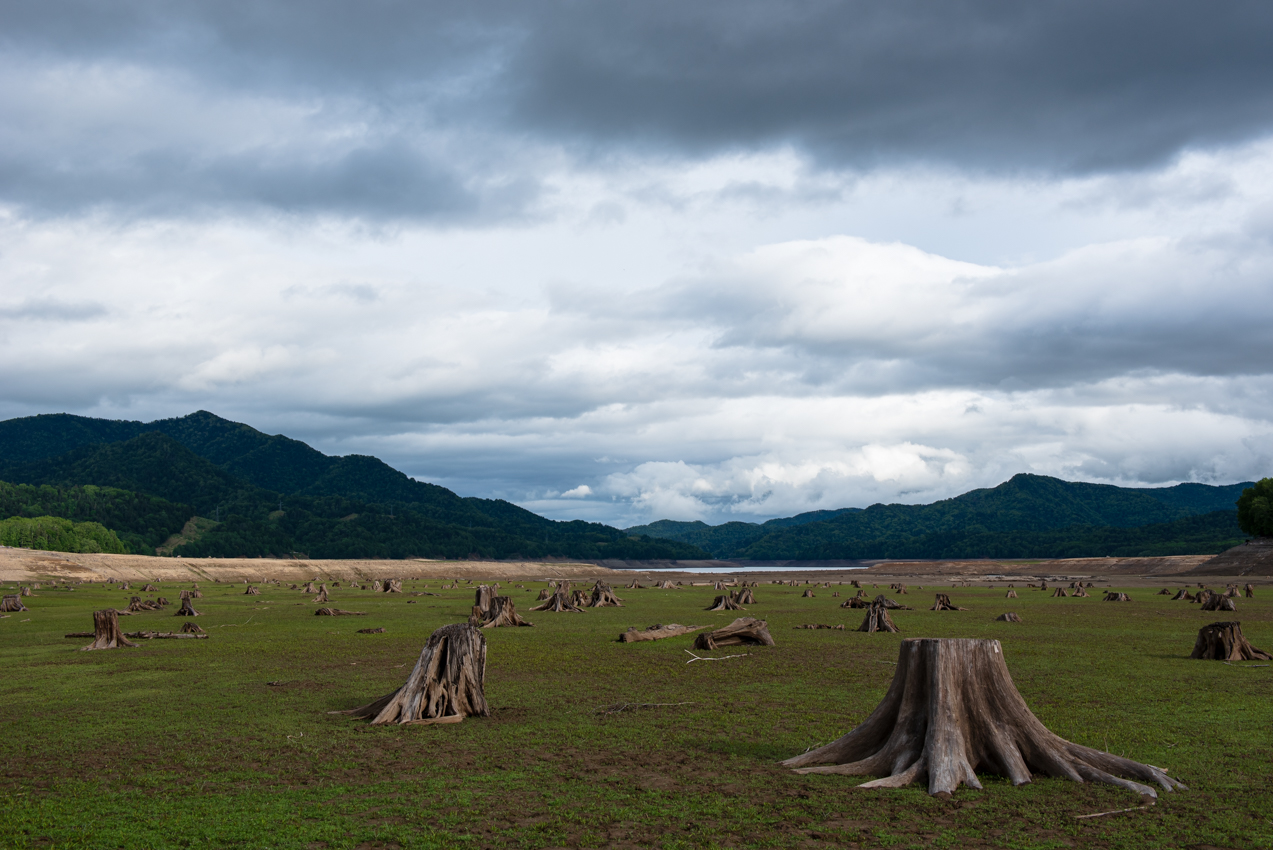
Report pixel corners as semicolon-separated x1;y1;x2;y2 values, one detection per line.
3;1;1273;527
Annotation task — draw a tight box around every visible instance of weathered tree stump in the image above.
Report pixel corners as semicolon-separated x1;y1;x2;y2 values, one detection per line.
20;586;31;597
996;612;1023;623
1051;588;1068;598
873;595;909;610
797;623;845;630
707;594;743;611
175;597;200;616
302;582;317;593
1;595;26;612
1103;592;1131;602
371;580;383;592
180;621;205;634
1201;593;1236;612
782;638;1186;798
588;582;624;607
82;609;138;651
531;591;583;613
930;594;966;611
1071;586;1089;597
383;579;403;593
336;623;489;725
358;627;386;634
477;596;533;628
536;587;552;600
570;589;589;607
474;585;496;617
1157;588;1171;595
714;581;727;590
851;580;862;588
802;589;816;598
315;608;366;616
656;580;677;589
245;586;260;595
1191;621;1271;660
620;623;705;643
842;592;870;608
1245;583;1255;598
625;581;646;589
1192;589;1211;605
858;601;899;633
1171;588;1188;600
692;617;775;650
734;588;756;605
142;584;158;592
313;588;330;603
1005;589;1018;599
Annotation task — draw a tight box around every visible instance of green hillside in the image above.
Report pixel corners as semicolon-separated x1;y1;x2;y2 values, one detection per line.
0;411;709;561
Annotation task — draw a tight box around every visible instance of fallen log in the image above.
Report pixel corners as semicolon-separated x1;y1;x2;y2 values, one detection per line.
619;623;705;643
797;623;846;630
782;638;1186;798
315;608;367;616
996;612;1023;623
692;617;775;650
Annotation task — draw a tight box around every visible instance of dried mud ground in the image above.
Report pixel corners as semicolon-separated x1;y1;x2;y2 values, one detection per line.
0;577;1270;850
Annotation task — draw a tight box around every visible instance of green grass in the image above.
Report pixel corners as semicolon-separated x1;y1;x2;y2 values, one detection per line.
1;576;1270;849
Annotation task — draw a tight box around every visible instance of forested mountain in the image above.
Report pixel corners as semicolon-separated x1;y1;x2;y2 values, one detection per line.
626;507;860;556
627;474;1252;559
0;411;709;561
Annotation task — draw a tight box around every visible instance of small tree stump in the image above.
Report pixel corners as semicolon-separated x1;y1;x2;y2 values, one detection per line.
588;582;624;607
1005;589;1018;598
707;594;743;611
536;587;552;600
930;594;966;611
1103;592;1131;602
692;617;775;650
83;609;138;651
1;595;27;612
358;627;387;634
474;585;496;616
180;621;205;634
1192;589;1211;605
313;588;330;603
315;608;366;616
842;591;869;609
19;587;31;597
142;584;158;592
851;580;862;588
175;597;200;616
1201;593;1236;612
620;623;705;642
625;581;646;589
996;612;1023;623
336;623;489;724
734;588;756;605
802;589;816;598
858;601;899;633
797;623;845;630
782;638;1186;798
1191;621;1271;660
1244;583;1255;598
383;579;403;593
1052;588;1068;598
531;591;583;613
1171;588;1188;600
656;580;677;589
371;580;382;592
1157;588;1171;595
245;586;260;595
477;596;533;628
1071;586;1089;597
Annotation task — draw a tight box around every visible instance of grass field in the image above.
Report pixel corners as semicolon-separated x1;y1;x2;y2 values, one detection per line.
0;575;1270;849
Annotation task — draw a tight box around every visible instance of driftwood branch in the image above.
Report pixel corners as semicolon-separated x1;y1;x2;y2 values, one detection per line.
685;650;750;664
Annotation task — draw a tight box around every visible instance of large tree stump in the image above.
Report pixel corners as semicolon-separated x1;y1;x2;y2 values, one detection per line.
1;595;27;612
930;594;966;611
1191;621;1271;660
570;590;589;607
175;597;200;616
531;591;583;613
707;594;743;611
1244;583;1255;598
620;623;705;642
692;617;775;650
1201;593;1236;612
82;609;138;651
588;582;624;607
858;601;899;633
734;587;756;605
782;638;1186;798
996;612;1023;623
336;623;489;724
476;596;533;628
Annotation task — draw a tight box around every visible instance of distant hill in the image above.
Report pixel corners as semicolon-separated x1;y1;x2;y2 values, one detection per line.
626;507;860;556
0;411;709;561
627;473;1252;559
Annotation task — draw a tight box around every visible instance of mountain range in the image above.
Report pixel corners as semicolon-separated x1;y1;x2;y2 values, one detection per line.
0;410;1255;561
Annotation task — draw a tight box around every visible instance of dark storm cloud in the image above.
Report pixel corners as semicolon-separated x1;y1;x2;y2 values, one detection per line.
4;1;1273;218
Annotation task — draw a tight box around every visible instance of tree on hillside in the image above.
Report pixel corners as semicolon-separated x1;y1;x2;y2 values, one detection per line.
1237;479;1273;537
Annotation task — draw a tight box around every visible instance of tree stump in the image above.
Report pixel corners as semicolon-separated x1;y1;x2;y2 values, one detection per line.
734;588;756;605
1071;586;1089;597
142;584;158;592
996;612;1023;623
383;579;403;593
313;588;330;603
570;590;589;607
1201;593;1236;612
1103;592;1131;602
474;585;496;616
851;580;862;588
1245;583;1255;598
1051;588;1068;598
20;587;31;597
588;582;624;607
873;595;908;610
782;638;1186;798
692;617;775;650
302;582;317;593
1;594;27;613
245;586;260;595
1191;621;1271;661
858;601;899;633
620;623;705;642
336;623;489;724
536;587;552;600
842;592;869;609
477;596;533;628
930;594;966;611
315;608;366;616
656;580;677;589
1192;589;1211;605
707;594;743;611
531;591;583;613
1157;588;1171;595
175;597;200;616
180;621;206;634
626;581;646;589
1040;580;1048;591
802;589;816;598
1171;588;1188;600
1005;589;1018;599
82;609;138;651
714;581;727;590
371;580;383;592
